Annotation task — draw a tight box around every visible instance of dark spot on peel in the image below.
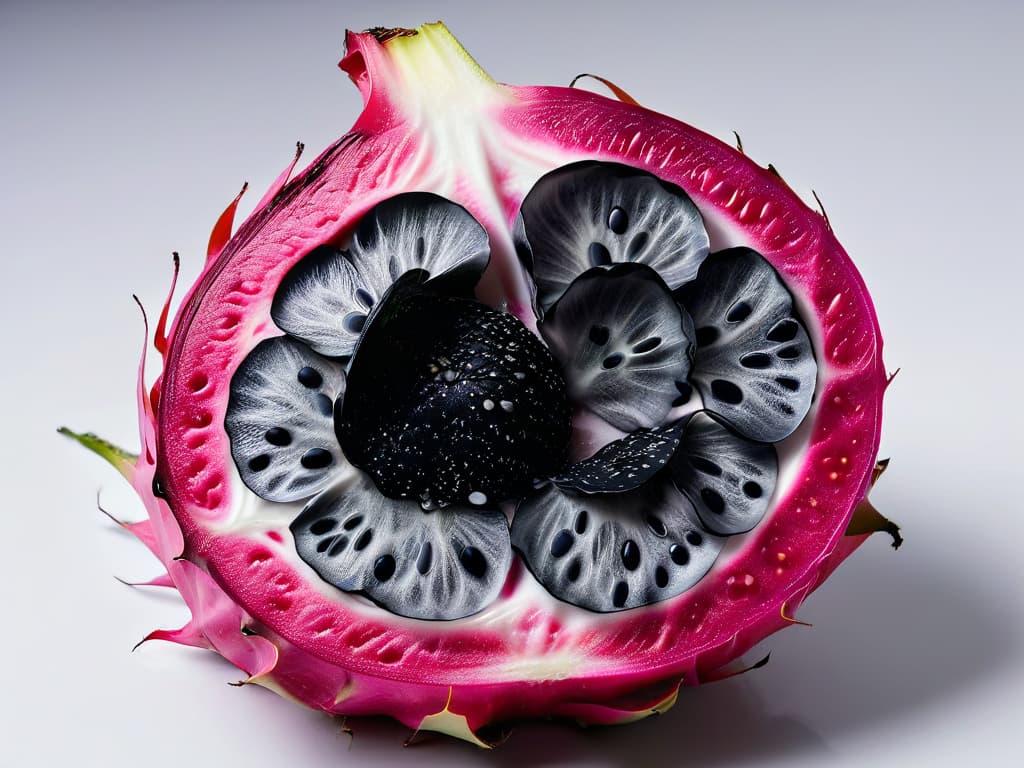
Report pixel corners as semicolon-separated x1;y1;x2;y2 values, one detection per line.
310;518;337;535
632;337;661;354
777;376;800;391
574;509;589;534
608;206;629;234
711;379;744;405
646;515;666;537
247;454;270;472
459;545;487;578
670;543;690;565
416;541;433;574
314;393;334;417
690;456;722;476
655;566;669;588
743;481;763;498
373;554;396;582
626;231;649;259
297;366;323;388
343;312;367;334
740;352;772;369
328;535;349;556
726;301;752;323
621;540;640;570
551;529;574;558
588;242;611;266
355;288;375;309
767;319;799;342
300;448;332;469
265;427;292;446
354;528;373;551
602;353;624;369
612;580;629;607
700;487;726;516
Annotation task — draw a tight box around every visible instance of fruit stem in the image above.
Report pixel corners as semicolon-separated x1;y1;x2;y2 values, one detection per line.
341;22;505;130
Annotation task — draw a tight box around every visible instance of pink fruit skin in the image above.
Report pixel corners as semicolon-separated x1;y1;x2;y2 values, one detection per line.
109;25;886;740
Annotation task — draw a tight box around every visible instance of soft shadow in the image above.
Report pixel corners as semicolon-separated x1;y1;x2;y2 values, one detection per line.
165;493;1019;766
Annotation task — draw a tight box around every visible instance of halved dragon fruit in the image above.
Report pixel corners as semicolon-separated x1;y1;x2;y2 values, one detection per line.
63;22;897;746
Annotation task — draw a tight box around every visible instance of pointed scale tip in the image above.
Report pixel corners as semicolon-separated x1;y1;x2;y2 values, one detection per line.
58;427;138;479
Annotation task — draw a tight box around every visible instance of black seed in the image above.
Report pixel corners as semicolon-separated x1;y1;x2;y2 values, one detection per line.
265;427;292;446
354;528;373;551
743;481;763;498
152;475;167;499
608;206;629;234
695;326;719;347
776;376;801;391
670;543;690;565
646;515;667;537
690;456;723;476
686;531;704;546
726;301;753;323
314;393;334;417
700;487;726;516
740;352;772;369
672;380;693;407
711;379;744;405
574;509;589;534
602;353;624;369
588;242;611;266
343;515;363;531
310;518;337;536
343;312;366;334
567;558;581;582
373;555;396;582
297;366;323;388
415;236;426;261
459;545;487;578
767;319;799;342
247;454;270;472
627;231;649;259
416;541;433;574
655;566;669;588
300;448;332;469
316;535;336;554
621;540;641;570
589;325;610;345
328;536;349;556
612;581;629;607
779;402;796;416
777;346;801;360
355;288;375;309
632;336;662;354
551;529;574;558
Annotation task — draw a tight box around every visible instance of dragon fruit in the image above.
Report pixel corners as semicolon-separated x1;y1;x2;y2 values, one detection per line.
63;21;897;746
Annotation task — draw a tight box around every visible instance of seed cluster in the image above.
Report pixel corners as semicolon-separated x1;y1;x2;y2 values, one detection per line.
339;294;572;507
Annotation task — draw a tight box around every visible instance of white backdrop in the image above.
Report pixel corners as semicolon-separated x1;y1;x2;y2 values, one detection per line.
3;1;1022;765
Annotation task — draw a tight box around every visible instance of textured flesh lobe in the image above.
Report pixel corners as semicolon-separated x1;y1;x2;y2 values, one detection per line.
100;23;886;743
